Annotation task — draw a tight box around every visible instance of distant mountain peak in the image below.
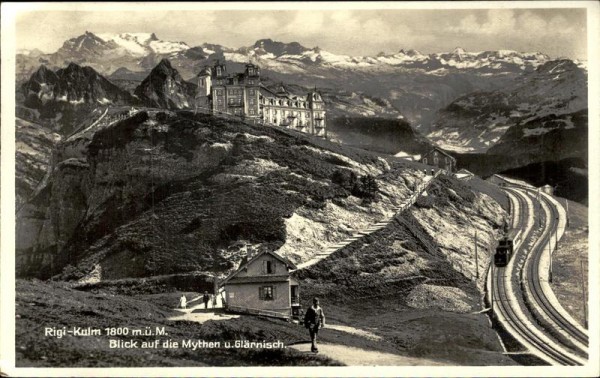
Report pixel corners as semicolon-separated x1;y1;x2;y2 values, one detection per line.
21;62;134;109
134;59;196;109
65;61;82;70
253;39;309;56
152;58;177;75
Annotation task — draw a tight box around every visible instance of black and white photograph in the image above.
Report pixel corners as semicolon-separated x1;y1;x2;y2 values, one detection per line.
1;1;599;376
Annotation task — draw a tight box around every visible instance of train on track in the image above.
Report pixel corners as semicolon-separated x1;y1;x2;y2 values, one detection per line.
494;228;523;267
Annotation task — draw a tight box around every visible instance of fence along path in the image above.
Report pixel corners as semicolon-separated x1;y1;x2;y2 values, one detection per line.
294;169;442;270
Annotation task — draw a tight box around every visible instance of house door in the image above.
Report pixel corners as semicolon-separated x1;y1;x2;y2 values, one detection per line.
290;285;299;305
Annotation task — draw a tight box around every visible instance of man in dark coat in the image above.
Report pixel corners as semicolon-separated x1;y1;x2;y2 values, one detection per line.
304;297;326;353
203;291;210;309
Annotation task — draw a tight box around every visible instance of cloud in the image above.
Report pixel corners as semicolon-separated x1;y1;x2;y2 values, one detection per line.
450;9;517;35
450;9;579;37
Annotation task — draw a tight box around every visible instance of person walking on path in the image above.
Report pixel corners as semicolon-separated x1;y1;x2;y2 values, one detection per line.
203;291;211;309
179;294;187;309
304;297;326;353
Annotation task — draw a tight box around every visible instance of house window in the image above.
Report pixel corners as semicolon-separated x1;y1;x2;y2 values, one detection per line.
423;158;428;165
259;286;274;301
264;260;276;274
249;89;255;95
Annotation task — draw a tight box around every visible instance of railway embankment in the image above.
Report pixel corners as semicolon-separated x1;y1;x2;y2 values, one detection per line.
550;198;588;329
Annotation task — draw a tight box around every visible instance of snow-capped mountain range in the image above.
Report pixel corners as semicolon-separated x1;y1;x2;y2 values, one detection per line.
18;32;572;79
16;32;571;132
96;32;190;56
243;39;554;73
56;31;190;58
16;31;587;158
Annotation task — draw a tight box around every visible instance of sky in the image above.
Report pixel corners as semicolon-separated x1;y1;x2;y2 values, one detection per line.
15;6;588;59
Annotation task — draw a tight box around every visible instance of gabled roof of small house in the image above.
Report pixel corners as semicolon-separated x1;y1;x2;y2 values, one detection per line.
219;250;297;287
422;146;456;161
224;275;290;284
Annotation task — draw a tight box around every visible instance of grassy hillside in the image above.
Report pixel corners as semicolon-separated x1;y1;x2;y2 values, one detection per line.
15;279;341;367
16;111;424;280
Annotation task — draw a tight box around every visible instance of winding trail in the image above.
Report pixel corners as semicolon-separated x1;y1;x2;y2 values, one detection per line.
295;170;442;270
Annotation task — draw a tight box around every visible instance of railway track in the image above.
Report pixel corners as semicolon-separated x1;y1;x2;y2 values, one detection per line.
521;190;588;354
489;186;586;365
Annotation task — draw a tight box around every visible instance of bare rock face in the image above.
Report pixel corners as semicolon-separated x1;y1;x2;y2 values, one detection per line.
134;59;197;109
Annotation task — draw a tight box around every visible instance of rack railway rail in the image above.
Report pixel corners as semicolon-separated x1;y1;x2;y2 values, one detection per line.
488;181;587;366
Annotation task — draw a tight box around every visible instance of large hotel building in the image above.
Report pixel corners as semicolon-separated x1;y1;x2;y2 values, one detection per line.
196;61;326;136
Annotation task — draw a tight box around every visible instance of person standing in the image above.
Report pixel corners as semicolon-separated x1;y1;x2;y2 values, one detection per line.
203;291;211;309
179;294;187;309
304;297;326;353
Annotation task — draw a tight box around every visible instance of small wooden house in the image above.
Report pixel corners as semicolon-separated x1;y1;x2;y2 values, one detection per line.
421;147;456;172
219;250;299;319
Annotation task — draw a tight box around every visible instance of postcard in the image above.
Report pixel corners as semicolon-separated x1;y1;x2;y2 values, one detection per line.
1;1;598;377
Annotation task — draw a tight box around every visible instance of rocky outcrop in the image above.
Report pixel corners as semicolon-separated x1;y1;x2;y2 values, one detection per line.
134;59;197;109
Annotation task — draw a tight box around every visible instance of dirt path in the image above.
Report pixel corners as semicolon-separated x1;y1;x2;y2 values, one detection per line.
324;324;382;341
168;296;237;323
289;342;445;366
